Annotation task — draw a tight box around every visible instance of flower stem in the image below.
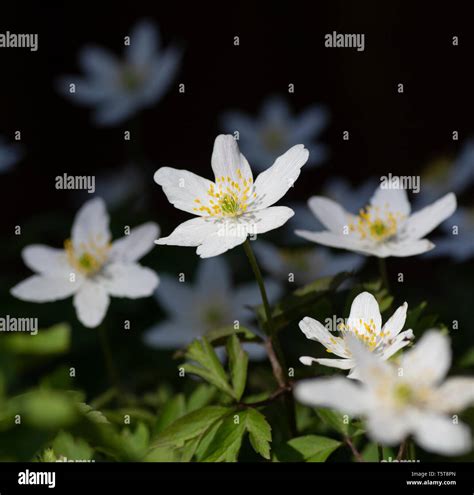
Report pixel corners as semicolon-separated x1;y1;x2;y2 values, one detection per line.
243;238;296;435
377;443;384;462
98;325;122;394
378;257;390;292
345;436;364;462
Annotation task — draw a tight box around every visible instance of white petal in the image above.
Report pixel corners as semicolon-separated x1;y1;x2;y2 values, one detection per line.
380;329;414;360
239;206;294;235
401;330;451;385
79;46;120;81
295;230;374;256
294;377;368;415
94;98;136;126
143;321;193;349
300;356;354;370
110;222;159;262
154;167;215;216
73;281;110;328
299;316;347;358
11;275;80;302
385;238;435;257
348;291;382;334
71;197;111;252
101;262;159;298
307;196;354;234
155;274;195;318
22;245;71;276
382;302;408;340
401;193;457;241
251;144;309;210
365;410;413;445
156;217;220;247
370;183;411;216
126;19;159;67
432;377;474;413
195;222;247;258
211;134;253;184
412;412;472;455
196;257;231;294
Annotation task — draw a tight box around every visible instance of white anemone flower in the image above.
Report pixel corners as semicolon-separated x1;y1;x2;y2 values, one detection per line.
295;330;474;455
296;179;457;258
11;198;159;328
253;240;364;286
57;19;181;126
299;291;414;379
154;134;309;258
144;257;281;360
221;95;328;171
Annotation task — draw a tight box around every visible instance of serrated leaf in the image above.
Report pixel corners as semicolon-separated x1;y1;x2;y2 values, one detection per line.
187;384;216;412
183;338;235;398
246;409;272;460
273;435;341;462
151;406;231;449
227;335;248;401
154;394;186;435
51;431;93;461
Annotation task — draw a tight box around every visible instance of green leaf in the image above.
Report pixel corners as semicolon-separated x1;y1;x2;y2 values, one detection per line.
459;347;474;368
273;435;341;462
3;323;71;355
151;406;231;449
51;431;93;461
183;338;235;398
204;325;261;345
154;394;186;435
316;408;350;436
246;409;272;460
226;335;248;401
200;411;247;462
187;384;217;412
362;443;395;462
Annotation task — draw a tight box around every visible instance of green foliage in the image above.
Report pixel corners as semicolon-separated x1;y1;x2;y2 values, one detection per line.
1;323;71;355
273;435;341;462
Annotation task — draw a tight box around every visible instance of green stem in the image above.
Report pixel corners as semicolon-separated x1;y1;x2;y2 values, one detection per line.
378;257;390;292
377;443;384;462
98;325;122;394
243;239;296;436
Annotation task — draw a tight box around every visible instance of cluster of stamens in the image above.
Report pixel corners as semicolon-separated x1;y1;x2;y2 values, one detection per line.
193;169;256;217
328;318;388;353
349;205;402;242
64;238;111;276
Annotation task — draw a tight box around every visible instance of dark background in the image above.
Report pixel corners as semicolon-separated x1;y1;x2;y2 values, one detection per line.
0;1;472;407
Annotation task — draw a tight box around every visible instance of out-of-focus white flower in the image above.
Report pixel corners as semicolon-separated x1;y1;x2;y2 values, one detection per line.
11;198;159;328
295;330;474;455
57;19;181;126
0;137;23;173
144;257;280;360
253;240;364;285
426;207;474;262
296;179;457;258
299;291;413;378
417;140;474;206
221;95;328;171
155;134;309;258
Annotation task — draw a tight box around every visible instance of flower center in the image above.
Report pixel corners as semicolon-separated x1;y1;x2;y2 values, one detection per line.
193;169;255;218
349;205;402;242
262;126;286;152
64;239;110;276
393;382;414;405
338;317;386;351
121;66;145;91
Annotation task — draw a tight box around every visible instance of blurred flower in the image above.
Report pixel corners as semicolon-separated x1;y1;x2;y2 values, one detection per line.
426;207;474;262
93;164;144;208
57;19;181;126
221;96;328;171
295;331;474;455
155;134;309;258
253;240;363;285
296;179;457;258
299;291;413;379
144;257;280;360
0;136;23;173
417;139;474;206
11;198;159;328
